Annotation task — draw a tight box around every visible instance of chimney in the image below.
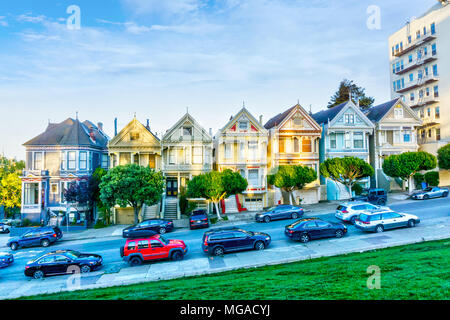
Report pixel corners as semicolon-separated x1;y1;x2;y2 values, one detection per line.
114;118;118;136
259;115;263;125
209;128;213;136
356;98;360;108
146;119;150;130
97;122;103;132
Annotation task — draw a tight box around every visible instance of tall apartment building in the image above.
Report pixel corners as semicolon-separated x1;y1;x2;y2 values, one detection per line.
388;1;449;159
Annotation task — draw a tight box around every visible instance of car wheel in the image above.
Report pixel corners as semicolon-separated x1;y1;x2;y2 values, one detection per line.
377;199;386;205
335;230;344;238
375;225;384;233
263;216;271;223
10;242;18;251
41;239;50;247
171;251;183;261
213;246;224;256
33;270;44;280
80;265;91;274
408;220;415;228
130;257;143;266
299;233;310;243
424;194;429;200
159;227;167;234
443;192;449;198
5;229;10;234
350;216;357;225
291;212;299;219
254;241;265;251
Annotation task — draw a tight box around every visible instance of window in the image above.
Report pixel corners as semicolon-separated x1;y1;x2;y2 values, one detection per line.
427;108;431;117
403;131;411;143
184;147;191;164
51;183;58;195
248;141;258;159
316;221;330;228
394;131;400;143
169;148;176;164
353;132;364;149
408;35;412;44
330;134;336;149
432;64;438;76
293;117;302;126
127;241;136;251
392;64;395;74
101;154;108;168
416;30;420;39
424;47;428;56
431;22;436;35
431;43;436;55
420;109;424;118
137;240;149;249
79;152;87;170
436;128;441;141
410;92;415;101
419;90;424;99
24;183;39;205
224;144;232;159
393;81;396;91
302;138;312;153
193;147;202;164
293;137;300;153
428;129;432;138
418;69;423;79
435;107;440;119
248;169;259;186
238;142;245;160
34;152;43;170
344;114;354;124
423;26;427;35
279;138;285;153
67;151;76;170
345;133;351;149
394;107;403;119
424;66;429;76
61;152;66;170
409;73;413;82
426;87;430;96
60;181;70;203
408;55;412;63
130;132;139;141
150;239;163;248
183;127;192;136
238;121;248;131
304;221;317;229
434;86;439;98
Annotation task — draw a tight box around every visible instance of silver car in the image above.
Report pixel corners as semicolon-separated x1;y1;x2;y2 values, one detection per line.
355;210;420;233
411;187;449;200
335;202;388;224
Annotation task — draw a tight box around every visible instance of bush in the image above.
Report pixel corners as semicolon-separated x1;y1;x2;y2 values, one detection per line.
94;220;108;229
353;183;364;195
413;173;425;189
424;171;439;186
179;186;197;215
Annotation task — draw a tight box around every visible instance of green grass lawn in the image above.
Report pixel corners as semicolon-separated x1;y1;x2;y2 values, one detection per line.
23;239;450;300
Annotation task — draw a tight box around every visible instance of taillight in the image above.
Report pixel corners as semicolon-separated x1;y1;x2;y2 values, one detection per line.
25;266;29;269
53;233;57;237
203;236;208;246
342;210;349;213
202;218;208;221
190;220;194;223
288;229;293;234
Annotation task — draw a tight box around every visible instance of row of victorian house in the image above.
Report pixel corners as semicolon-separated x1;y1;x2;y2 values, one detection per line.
20;97;422;225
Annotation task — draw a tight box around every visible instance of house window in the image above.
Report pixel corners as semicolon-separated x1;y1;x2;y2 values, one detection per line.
60;181;70;203
302;138;312;153
419;90;424;99
279;138;285;153
403;131;411;143
224;144;232;159
169;149;176;164
101;154;108;168
380;131;387;144
248;141;258;159
408;55;413;63
248;169;259;186
67;151;76;170
432;64;438;76
434;86;439;97
416;30;421;39
238;121;248;131
50;183;58;195
330;134;336;149
418;69;423;79
394;131;401;143
79;152;87;170
353;132;364;149
408;35;412;44
183;127;192;136
428;129;432;138
435;107;440;119
130;132;140;141
436;128;441;141
60;152;66;170
423;26;427;35
34;152;43;170
426;87;430;96
238;142;245;160
409;73;414;82
394;107;403;119
193;147;202;164
431;43;436;55
24;183;39;205
420;109;424;118
424;66;429;76
344;114;354;124
185;147;191;164
427;108;431;117
410;93;415;101
345;133;351;148
431;23;436;35
293;137;300;153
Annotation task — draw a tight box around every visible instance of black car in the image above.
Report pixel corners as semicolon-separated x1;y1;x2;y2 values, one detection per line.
285;218;347;243
24;250;103;279
122;219;174;238
189;209;210;230
0;222;10;234
7;226;63;251
351;188;387;205
0;252;14;268
255;205;304;222
202;227;271;256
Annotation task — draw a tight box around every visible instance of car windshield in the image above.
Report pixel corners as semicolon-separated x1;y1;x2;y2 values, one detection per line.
238;229;253;236
289;220;308;228
64;250;81;259
158;236;169;245
423;187;433;192
359;214;370;222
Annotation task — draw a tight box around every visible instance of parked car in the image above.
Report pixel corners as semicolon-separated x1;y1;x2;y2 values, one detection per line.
189;210;210;230
255;205;304;223
24;250;103;279
7;226;63;251
335;201;388;224
202;227;271;256
122;219;174;238
355;210;420;233
0;252;14;268
120;233;187;266
284;218;347;243
0;222;11;234
411;187;449;200
351;188;387;205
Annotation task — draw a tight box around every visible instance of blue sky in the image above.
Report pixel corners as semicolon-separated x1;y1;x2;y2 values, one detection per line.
0;0;437;159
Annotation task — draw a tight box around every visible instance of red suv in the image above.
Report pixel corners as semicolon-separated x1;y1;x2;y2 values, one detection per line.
120;234;188;266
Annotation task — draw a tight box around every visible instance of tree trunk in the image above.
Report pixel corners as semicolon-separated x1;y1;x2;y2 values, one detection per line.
133;206;139;225
289;191;294;205
408;175;415;195
214;202;222;220
347;184;353;199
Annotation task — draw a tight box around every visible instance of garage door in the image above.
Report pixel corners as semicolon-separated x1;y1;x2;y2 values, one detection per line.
115;208;135;225
244;198;263;212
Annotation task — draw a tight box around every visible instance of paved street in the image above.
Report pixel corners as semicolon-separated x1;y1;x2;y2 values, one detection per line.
0;197;449;299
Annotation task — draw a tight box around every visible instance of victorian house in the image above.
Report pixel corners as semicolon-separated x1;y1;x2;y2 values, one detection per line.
161;113;213;218
108;116;162;224
21;118;109;224
214;107;269;212
312;101;375;200
365;98;422;191
264;103;322;204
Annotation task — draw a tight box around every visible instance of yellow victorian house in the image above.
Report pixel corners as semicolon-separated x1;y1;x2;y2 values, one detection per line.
264;103;322;204
108;116;162;224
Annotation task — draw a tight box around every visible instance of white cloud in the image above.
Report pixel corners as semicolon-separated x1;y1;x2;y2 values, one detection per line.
122;0;200;15
17;13;47;23
0;16;8;27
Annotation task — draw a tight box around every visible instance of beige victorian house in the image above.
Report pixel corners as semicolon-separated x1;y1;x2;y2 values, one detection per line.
264;103;322;204
108;117;162;224
366;98;422;191
214;107;269;212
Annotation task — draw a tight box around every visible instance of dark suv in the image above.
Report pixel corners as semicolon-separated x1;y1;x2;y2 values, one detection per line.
189;210;210;230
202;227;271;256
351;188;387;205
7;226;62;250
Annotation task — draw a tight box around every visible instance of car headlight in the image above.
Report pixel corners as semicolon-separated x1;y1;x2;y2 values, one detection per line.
265;237;270;240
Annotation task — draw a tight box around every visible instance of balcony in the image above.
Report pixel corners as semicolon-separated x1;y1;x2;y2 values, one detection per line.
393;33;436;57
410;95;440;109
396;74;439;93
22;170;49;177
394;55;437;75
325;148;368;154
420;116;440;127
162;163;212;172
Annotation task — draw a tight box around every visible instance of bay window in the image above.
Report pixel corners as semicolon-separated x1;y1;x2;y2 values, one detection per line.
248;169;259;186
67;151;76;170
353;132;364;149
193;147;203;164
79;152;87;170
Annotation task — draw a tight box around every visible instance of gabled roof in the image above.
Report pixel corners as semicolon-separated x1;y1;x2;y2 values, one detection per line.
162;112;212;142
219;107;267;134
264;103;321;131
264;106;296;129
365;98;400;122
311;102;347;125
109;117;160;147
23;118;108;149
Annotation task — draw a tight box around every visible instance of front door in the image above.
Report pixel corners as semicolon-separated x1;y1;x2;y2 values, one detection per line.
166;179;178;197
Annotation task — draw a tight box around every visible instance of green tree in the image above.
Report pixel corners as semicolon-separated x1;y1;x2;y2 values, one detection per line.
327;79;375;110
437;143;450;170
99;164;165;224
267;165;317;205
221;169;248;196
320;157;374;198
0;156;25;217
382;151;437;194
88;168;110;224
